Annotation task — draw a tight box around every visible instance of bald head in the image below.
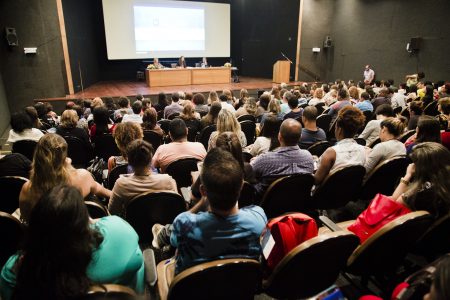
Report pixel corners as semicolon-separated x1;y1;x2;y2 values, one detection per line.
279;119;302;146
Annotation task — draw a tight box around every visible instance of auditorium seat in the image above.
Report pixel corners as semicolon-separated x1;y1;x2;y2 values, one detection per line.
237;114;256;122
413;212;450;261
196;124;216;150
85;201;110;219
262;231;359;299
240;120;256;144
125;191;186;244
93;134;120;161
163;258;261;300
143;130;163;151
307;141;331;157
0;211;25;267
63;135;93;168
316;114;331;133
260;174;314;219
398;129;416;143
12;140;37;161
238;181;257;208
83;284;136;300
107;164;129;190
0;176;28;214
165;158;200;191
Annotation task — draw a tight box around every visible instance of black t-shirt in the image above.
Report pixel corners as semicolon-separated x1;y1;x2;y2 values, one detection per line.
0;153;32;178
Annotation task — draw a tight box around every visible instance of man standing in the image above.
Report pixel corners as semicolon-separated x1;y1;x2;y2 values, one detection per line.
363;65;375;85
251;119;314;197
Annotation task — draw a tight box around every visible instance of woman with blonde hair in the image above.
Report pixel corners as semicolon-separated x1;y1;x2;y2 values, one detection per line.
308;88;324;106
234;88;249;110
208;109;247;150
180;102;201;141
56;109;91;145
207;91;219;104
235;97;257;118
261;99;283;125
19;134;111;222
108;122;143;173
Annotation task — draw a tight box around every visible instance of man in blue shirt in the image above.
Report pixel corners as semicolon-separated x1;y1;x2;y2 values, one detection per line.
355;92;374;112
299;106;327;149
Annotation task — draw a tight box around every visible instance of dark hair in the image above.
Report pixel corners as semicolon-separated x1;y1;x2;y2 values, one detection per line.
72;105;83;118
338;89;348;100
34;102;47;119
260;114;281;151
118;97;129;108
127;139;153;169
13;185;102;300
158;92;168;107
136;94;144;101
439;97;450;115
24;106;39;128
287;94;298;109
92;106;110;136
409;101;423;115
169;118;187;140
10;111;33;133
375;104;394;117
171;93;180;102
416;116;441;144
200;148;243;211
203;102;221;125
336;106;366;138
215;132;245;170
259;94;271;110
132;100;142;114
417;72;425;79
104;97;116;111
192;93;206;105
380;117;405;137
280;119;302;146
219;94;228;102
142;99;151;109
142;108;158;130
360;92;370;101
432;255;450;300
302;106;318;121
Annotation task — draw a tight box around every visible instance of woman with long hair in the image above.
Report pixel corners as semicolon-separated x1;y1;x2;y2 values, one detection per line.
180;102;202;141
207;110;247;150
192;93;209;115
406;116;441;154
18;134;111;223
141;108;163;136
235;97;257;118
1;185;144;300
108;122;144;173
200;101;221;129
207;90;219;104
246;114;280;157
89;106;115;139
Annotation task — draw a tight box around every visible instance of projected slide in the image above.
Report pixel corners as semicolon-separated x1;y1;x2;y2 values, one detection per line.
134;6;205;52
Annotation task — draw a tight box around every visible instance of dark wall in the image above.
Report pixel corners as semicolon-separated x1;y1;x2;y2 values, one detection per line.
61;0;300;87
0;0;67;112
299;0;450;84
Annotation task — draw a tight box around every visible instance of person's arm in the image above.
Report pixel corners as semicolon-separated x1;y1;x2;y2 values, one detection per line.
80;169;112;199
108;183;124;216
314;147;336;185
151;147;161;169
391;163;415;201
358;121;374;140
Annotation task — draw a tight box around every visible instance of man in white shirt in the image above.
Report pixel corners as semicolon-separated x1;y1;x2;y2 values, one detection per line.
363;65;375;85
219;94;236;113
122;100;143;124
390;87;407;110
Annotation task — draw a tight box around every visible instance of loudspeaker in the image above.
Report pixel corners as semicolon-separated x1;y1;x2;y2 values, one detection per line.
323;36;332;48
5;27;18;46
410;37;421;51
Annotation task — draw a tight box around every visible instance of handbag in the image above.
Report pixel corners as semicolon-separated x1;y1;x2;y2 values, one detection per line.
87;157;107;183
348;193;411;243
262;213;318;272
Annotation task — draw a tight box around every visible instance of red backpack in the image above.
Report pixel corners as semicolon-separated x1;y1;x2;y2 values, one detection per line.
262;213;318;272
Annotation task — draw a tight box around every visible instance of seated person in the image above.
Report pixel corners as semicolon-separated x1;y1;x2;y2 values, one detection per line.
405;116;441;155
141;108;164;137
19;134;111;222
113;96;133;122
364;117;406;175
315;106;366;185
200;101;221;129
56;109;93;155
122;100;143;124
246;114;280;157
355;92;374;112
358;104;394;145
179;102;201;141
109;140;177;217
90;106;116;139
164;93;183;119
251;119;314;197
108;122;143;174
7;111;44;144
283;93;303;121
153;57;164;69
299;106;327;149
208;110;247;150
260;99;284;125
152;119;207;173
153;148;267;295
327;89;352;125
1;185;144;300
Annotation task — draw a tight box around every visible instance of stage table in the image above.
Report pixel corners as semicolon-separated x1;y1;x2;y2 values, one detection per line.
145;67;231;87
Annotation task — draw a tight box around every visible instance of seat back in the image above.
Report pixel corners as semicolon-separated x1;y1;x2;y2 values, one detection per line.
167;112;180;120
423;101;439;116
238;181;257;208
0;176;28;214
393;106;403;115
316;114;332;132
361;156;408;201
354;137;367;146
107;164;129;190
157;119;171;135
264;231;359;299
415;213;450;259
307;141;331;157
398;129;416;143
125;191;187;244
237;114;256;122
367;137;381;148
242;151;253;163
83;284;137;300
168;258;261;300
240;120;256;144
312;165;366;209
363;110;373;124
0;212;25;267
143;130;163;151
85;201;110;219
12;140;37;161
346;211;433;276
93;134;121;161
197;125;216;150
261;174;314;218
166;158;200;190
63;135;92;168
315;103;326;115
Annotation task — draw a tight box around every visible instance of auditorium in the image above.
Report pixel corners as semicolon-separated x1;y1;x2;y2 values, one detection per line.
0;0;449;299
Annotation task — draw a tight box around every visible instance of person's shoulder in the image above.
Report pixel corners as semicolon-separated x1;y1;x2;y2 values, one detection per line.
239;205;268;224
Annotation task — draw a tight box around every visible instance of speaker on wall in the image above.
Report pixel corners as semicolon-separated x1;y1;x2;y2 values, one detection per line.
5;27;18;46
410;37;422;51
323;36;332;48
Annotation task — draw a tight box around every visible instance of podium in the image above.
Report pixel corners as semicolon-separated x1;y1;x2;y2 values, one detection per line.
273;60;290;83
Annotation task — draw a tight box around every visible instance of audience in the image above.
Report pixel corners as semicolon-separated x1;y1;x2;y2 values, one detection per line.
7;111;44;144
19;134;111;222
141;108;164;136
108;122;143;173
315;106;366;185
219;94;236;113
109;140;177;217
355;92;373;112
261;99;283;125
235;97;257;118
251;119;314;197
327;89;352;125
153;92;168;113
56;109;91;147
122;100;143;123
200;101;221;129
0;185;144;300
152;119;206;173
89;106;115;139
364;117;406;174
246;114;280;157
164;93;183;119
405;116;441;154
283;93;303;121
208;110;247;150
207;90;219;104
359;104;394;145
114;96;132;121
192;93;209;115
299;106;327;149
407;101;423;130
371;87;391;111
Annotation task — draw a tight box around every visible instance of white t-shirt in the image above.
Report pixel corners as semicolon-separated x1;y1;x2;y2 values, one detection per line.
7;128;44;143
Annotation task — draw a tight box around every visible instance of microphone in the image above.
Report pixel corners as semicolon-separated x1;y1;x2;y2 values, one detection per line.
280;52;293;64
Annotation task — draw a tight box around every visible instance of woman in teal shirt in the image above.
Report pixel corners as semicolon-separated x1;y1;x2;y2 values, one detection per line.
0;185;144;300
